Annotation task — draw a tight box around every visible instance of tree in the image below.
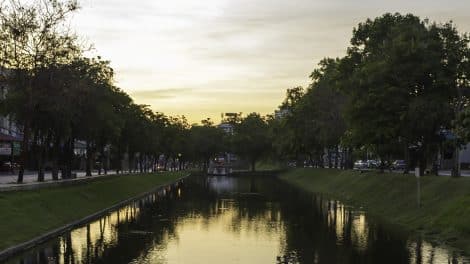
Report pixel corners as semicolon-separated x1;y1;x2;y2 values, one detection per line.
189;121;226;171
0;0;80;182
341;13;466;174
231;113;271;171
270;87;306;162
272;59;348;168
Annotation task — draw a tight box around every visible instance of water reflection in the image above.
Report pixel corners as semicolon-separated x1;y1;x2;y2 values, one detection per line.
6;176;468;264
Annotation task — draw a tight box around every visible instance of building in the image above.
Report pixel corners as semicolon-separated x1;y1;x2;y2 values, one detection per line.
274;108;290;119
0;71;23;166
218;123;234;135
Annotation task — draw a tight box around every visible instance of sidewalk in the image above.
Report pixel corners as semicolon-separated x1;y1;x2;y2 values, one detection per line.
349;167;470;176
0;170;128;191
437;170;470;177
0;170;119;185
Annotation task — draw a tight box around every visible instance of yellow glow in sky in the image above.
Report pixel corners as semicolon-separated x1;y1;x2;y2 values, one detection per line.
73;0;470;123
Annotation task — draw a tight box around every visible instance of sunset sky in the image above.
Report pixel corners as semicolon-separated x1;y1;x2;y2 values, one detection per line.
72;0;470;123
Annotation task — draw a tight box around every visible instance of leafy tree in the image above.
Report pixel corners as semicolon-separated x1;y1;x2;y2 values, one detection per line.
306;58;347;168
189;121;226;171
270;87;305;162
232;113;271;171
0;0;80;182
341;13;467;173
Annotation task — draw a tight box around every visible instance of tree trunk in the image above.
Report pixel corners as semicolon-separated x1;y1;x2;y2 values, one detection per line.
38;135;47;182
164;158;168;171
98;146;104;175
17;121;31;183
404;144;410;174
86;142;93;177
52;137;60;180
334;145;340;169
319;153;324;168
419;150;426;177
152;157;157;172
327;149;332;168
66;138;74;179
37;144;45;182
202;160;207;173
251;159;256;172
451;145;461;177
128;152;132;173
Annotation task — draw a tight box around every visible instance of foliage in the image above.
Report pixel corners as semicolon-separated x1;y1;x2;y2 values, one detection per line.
231;113;271;171
272;13;470;173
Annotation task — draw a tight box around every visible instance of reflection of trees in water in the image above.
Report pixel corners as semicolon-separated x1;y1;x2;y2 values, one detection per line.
407;238;467;264
10;183;181;264
10;176;468;264
276;184;414;263
277;187;469;264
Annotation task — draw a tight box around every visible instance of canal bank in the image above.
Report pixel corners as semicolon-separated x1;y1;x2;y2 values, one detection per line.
0;171;187;259
7;173;468;264
279;168;470;255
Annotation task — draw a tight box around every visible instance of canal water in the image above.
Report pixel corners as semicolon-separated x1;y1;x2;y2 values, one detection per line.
6;175;468;264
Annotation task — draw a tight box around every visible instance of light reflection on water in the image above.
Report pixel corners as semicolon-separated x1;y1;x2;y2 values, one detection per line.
6;176;468;264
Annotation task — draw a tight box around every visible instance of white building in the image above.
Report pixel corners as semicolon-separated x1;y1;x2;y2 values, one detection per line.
274;108;290;119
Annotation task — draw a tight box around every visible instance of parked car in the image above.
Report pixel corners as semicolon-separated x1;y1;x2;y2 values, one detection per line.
353;160;368;170
366;160;379;168
0;161;19;172
390;160;407;170
287;161;297;168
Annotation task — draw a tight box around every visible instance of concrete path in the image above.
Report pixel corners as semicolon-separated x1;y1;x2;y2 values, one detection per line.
353;168;470;177
437;170;470;177
0;170;139;191
0;170;119;185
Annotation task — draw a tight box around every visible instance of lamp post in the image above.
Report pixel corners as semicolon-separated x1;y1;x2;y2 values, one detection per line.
178;153;182;170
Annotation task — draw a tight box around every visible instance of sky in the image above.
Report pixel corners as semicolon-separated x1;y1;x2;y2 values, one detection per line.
72;0;470;124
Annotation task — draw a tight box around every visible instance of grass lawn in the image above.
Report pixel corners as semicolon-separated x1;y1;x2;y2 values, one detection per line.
0;171;186;251
279;168;470;254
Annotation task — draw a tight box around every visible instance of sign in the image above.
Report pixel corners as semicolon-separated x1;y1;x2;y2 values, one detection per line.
0;142;11;156
12;142;21;156
415;167;420;178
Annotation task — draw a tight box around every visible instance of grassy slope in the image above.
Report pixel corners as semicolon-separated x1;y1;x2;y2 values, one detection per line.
0;171;186;251
279;168;470;253
255;161;285;171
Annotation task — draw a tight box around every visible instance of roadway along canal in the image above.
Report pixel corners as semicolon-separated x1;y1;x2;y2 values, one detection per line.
6;174;468;263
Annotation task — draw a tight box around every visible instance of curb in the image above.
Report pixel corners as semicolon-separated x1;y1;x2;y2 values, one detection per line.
0;173;191;262
230;169;287;176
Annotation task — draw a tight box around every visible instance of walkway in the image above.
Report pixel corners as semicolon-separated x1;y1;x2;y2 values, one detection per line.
0;170;132;191
437;170;470;177
354;168;470;177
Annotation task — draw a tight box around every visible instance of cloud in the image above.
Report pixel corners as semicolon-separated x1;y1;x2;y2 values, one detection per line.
73;0;470;123
131;88;192;99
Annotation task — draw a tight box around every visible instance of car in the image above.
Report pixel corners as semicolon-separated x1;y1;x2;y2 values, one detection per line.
287;161;297;168
353;160;368;170
366;160;379;168
390;160;407;170
0;161;19;172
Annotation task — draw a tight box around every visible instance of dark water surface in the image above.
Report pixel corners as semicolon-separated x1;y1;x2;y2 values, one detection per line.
6;175;468;264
